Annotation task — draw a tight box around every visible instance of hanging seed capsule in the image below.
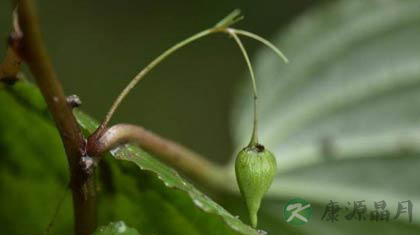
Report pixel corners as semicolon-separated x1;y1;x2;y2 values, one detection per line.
235;144;277;228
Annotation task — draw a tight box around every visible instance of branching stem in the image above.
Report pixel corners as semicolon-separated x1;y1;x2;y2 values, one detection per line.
99;27;287;131
17;1;96;234
233;29;289;63
88;10;288;192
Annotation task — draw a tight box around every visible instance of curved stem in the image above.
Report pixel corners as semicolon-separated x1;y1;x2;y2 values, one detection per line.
232;29;289;63
100;28;219;129
100;28;288;131
226;29;259;146
88;124;232;191
90;19;289;191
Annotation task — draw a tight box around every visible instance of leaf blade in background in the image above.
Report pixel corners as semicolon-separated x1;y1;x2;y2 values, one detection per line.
231;0;420;234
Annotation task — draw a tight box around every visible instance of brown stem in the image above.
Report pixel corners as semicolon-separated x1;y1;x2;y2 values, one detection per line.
87;124;231;191
17;1;96;235
0;47;21;84
0;8;23;84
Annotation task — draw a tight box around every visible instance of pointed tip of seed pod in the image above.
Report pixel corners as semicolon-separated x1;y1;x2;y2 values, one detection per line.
248;201;259;228
250;213;258;228
245;182;263;228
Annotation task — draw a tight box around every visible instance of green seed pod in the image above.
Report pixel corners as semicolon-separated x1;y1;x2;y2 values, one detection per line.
235;144;277;228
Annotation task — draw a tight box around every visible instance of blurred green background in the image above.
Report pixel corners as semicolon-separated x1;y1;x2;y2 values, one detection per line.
3;1;420;235
0;0;318;163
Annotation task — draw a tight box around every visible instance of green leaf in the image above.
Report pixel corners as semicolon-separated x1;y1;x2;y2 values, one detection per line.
75;110;259;235
0;82;72;234
0;81;258;235
231;0;420;234
91;221;141;235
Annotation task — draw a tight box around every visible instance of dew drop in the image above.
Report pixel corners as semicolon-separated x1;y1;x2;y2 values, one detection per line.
115;221;127;233
257;229;267;235
193;199;204;208
110;146;121;155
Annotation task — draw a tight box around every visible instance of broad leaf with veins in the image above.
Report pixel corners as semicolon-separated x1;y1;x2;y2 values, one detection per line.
231;0;420;234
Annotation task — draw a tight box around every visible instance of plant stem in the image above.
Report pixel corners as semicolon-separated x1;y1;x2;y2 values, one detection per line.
0;47;21;83
88;124;231;191
99;27;289;130
89;15;288;193
214;9;243;28
100;28;219;130
233;29;289;63
99;10;247;130
226;29;259;146
98;28;288;133
17;1;96;234
0;8;22;84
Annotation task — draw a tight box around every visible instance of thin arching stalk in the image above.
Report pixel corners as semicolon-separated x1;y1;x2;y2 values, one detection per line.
100;28;217;130
232;29;289;63
226;29;259;146
99;27;288;131
88;12;289;190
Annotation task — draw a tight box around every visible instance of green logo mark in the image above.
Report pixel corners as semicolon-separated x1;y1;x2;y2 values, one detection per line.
283;198;312;226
